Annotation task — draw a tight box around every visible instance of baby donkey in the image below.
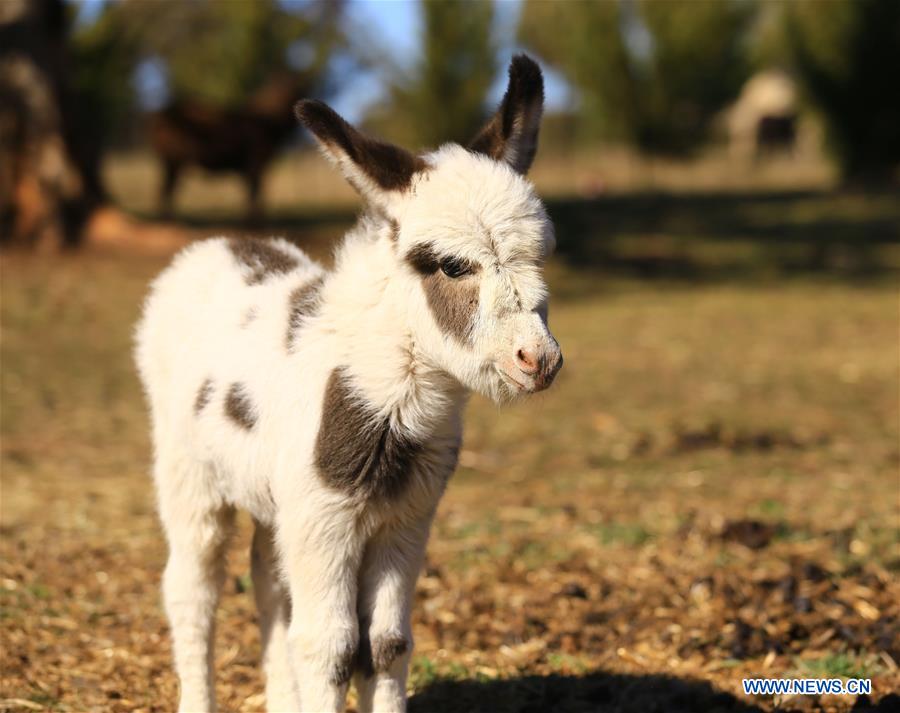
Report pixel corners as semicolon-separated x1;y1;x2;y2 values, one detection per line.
135;55;562;713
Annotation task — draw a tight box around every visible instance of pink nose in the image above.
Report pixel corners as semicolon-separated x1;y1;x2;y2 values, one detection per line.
515;348;540;375
514;346;563;390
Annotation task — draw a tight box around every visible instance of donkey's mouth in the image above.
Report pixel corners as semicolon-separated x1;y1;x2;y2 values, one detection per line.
496;367;529;393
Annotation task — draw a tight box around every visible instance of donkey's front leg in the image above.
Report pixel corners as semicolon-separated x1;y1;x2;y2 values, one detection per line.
251;522;300;711
354;516;433;713
278;504;365;713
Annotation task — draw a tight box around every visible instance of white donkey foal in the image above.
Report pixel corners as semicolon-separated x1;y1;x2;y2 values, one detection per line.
135;55;562;713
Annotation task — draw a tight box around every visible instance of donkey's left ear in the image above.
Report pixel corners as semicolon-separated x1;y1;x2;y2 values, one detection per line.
295;99;427;205
469;54;544;175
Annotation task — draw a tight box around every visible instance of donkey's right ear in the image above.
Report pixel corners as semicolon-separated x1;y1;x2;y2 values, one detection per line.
295;99;426;205
469;55;544;175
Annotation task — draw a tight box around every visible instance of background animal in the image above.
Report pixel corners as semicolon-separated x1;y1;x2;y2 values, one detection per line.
135;56;561;713
148;72;302;221
726;70;799;160
756;114;797;157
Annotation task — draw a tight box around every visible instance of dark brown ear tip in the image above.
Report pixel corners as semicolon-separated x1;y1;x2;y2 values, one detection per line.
508;54;544;98
293;99;312;122
294;98;336;126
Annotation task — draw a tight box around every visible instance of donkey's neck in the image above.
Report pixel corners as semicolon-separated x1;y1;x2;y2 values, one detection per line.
323;221;467;438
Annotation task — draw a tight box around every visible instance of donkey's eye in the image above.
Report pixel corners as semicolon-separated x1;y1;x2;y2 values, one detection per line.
440;257;472;278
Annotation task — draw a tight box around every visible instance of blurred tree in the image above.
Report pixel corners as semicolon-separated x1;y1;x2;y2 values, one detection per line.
138;0;344;107
1;0;102;247
68;0;346;143
75;0;346;111
783;0;900;182
636;0;753;154
69;3;140;159
1;0;351;248
381;0;496;149
519;0;753;154
518;0;627;142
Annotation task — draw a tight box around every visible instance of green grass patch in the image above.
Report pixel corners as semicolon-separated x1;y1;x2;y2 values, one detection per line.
585;522;654;547
798;653;883;679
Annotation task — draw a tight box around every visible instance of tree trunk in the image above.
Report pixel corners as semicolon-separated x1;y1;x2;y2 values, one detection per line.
0;0;103;248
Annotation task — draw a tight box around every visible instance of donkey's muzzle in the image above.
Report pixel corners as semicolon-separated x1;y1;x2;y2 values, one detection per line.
511;342;563;393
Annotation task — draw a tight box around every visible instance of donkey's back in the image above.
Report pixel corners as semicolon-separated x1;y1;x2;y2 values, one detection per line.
135;237;322;455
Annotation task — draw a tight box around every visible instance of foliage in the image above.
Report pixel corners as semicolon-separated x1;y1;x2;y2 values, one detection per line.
519;0;754;154
132;0;345;107
69;0;346;144
378;0;496;149
518;0;631;143
783;0;900;181
636;0;753;153
68;3;141;146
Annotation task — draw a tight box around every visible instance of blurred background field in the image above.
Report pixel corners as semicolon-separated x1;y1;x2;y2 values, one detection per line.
2;0;899;712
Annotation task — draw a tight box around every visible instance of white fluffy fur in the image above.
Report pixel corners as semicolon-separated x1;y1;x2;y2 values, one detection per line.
135;142;560;712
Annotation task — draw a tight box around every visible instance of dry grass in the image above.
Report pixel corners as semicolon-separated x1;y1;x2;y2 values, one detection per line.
2;245;897;712
1;152;898;711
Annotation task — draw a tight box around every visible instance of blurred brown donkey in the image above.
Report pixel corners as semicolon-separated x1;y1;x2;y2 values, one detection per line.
148;73;302;222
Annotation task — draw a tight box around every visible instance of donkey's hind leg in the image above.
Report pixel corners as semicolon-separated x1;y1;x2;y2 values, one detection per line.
251;521;300;712
157;454;233;713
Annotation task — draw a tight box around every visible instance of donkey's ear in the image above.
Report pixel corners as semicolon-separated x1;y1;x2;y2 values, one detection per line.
295;99;427;203
469;54;544;175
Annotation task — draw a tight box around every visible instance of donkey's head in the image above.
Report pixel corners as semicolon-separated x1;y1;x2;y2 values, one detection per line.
295;55;561;402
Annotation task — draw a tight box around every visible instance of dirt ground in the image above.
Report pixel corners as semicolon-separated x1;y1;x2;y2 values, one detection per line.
1;179;899;712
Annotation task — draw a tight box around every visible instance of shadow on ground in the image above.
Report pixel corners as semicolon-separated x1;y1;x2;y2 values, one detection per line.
548;189;900;281
409;674;900;713
408;671;764;713
138;188;900;281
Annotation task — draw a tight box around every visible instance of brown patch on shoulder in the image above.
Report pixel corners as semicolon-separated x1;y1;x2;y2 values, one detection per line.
228;238;299;285
194;378;214;414
315;368;420;500
224;383;256;430
404;243;480;345
330;645;356;687
286;275;324;352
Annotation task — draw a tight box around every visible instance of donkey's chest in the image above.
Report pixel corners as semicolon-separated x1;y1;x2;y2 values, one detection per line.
313;367;460;505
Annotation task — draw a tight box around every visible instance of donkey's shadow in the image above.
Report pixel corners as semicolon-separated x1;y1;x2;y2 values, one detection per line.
407;671;759;713
408;670;898;713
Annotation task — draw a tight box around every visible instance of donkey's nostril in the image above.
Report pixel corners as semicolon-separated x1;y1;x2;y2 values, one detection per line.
515;348;540;374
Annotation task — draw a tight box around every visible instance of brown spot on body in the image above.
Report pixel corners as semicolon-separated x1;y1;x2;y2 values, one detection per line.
315;368;421;500
405;243;480;345
228;238;299;285
224;383;256;430
194;378;214;414
286;275;324;352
